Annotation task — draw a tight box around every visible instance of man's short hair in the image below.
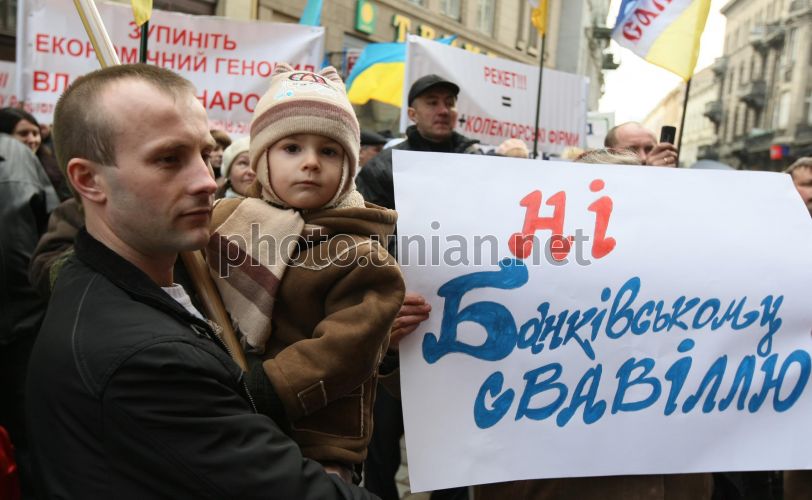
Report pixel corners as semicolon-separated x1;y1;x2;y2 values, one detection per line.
53;64;195;178
604;121;651;148
210;129;232;149
785;157;812;177
574;148;643;166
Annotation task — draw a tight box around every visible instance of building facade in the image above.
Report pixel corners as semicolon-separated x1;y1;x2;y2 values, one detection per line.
642;85;683;145
555;0;616;111
3;0;618;134
704;0;812;170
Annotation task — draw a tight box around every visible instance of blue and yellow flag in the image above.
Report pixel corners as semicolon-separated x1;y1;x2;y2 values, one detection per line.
347;36;456;108
612;0;711;81
131;0;152;27
346;43;405;107
299;0;322;26
528;0;548;36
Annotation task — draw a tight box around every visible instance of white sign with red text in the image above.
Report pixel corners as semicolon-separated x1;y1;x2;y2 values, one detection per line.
393;151;812;492
0;61;16;109
18;0;324;135
400;36;588;154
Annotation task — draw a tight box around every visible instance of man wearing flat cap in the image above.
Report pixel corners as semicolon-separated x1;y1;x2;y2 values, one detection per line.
357;74;479;500
356;74;480;210
359;130;388;168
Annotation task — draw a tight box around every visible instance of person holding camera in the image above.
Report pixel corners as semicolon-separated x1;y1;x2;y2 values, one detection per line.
604;121;679;167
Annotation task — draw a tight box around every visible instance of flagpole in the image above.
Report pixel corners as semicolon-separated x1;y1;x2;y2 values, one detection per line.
676;78;692;167
140;21;149;63
531;34;546;159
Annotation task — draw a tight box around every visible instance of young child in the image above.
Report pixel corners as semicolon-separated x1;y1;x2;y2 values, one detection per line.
206;64;405;481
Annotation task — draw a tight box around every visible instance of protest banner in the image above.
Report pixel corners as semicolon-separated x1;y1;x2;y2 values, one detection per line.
400;36;588;155
17;0;324;133
0;61;16;108
392;150;812;492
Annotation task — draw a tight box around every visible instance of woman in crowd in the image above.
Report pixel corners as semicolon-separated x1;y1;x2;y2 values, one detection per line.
214;136;255;199
0;107;71;200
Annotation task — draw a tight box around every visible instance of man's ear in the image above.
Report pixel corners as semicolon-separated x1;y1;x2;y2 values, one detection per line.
407;106;416;123
66;158;107;203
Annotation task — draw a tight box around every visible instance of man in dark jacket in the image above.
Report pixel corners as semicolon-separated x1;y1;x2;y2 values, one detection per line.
357;74;478;500
0;133;58;496
25;64;376;500
356;74;480;211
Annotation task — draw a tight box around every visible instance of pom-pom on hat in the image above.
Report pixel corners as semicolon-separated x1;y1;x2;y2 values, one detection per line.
250;63;360;209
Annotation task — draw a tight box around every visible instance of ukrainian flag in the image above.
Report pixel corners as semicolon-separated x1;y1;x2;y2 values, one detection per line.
611;0;711;81
347;36;456;108
346;42;405;107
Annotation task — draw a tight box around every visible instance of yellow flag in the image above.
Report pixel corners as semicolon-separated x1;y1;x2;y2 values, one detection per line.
131;0;153;27
529;0;548;36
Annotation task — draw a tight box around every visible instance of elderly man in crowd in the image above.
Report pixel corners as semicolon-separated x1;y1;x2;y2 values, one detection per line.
25;63;376;500
785;157;812;217
604;122;679;167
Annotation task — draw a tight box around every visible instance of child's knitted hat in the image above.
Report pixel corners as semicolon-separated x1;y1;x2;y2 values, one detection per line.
250;63;360;209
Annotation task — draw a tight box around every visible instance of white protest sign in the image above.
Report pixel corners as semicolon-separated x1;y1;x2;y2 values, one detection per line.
400;36;588;154
392;150;812;492
17;0;324;134
587;111;615;150
0;61;16;108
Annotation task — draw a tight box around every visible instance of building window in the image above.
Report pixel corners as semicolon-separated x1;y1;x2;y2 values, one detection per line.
728;67;735;93
475;0;495;35
806;89;812;125
788;28;799;63
155;0;216;15
774;91;791;129
0;0;15;36
406;0;425;6
440;0;461;20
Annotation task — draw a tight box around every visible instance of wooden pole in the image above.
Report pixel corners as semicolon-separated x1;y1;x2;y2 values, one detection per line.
139;21;149;63
676;78;692;167
72;0;120;67
181;251;248;371
531;34;547;160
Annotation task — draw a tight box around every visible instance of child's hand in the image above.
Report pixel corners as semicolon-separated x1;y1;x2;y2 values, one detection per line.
389;292;431;351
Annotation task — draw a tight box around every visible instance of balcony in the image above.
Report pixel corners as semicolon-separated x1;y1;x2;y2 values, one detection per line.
602;52;620;70
750;24;785;53
697;143;720;160
745;129;775;152
796;122;812;144
704;101;722;124
730;138;748;160
738;79;766;109
766;24;785;47
711;57;728;81
591;25;612;41
790;0;811;14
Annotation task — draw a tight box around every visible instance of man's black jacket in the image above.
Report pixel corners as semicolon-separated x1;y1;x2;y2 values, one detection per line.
25;228;377;500
356;125;481;211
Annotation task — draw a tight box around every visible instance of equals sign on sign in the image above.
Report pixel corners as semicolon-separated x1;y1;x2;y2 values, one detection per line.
501;96;511;107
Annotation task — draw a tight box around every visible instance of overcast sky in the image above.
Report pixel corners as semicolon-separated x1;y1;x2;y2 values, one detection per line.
598;0;729;123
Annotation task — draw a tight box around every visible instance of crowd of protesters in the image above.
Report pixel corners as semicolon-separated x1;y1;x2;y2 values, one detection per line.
0;62;810;500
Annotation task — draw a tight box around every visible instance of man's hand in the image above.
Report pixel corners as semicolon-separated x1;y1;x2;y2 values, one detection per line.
389;292;431;352
645;142;679;167
322;464;353;483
